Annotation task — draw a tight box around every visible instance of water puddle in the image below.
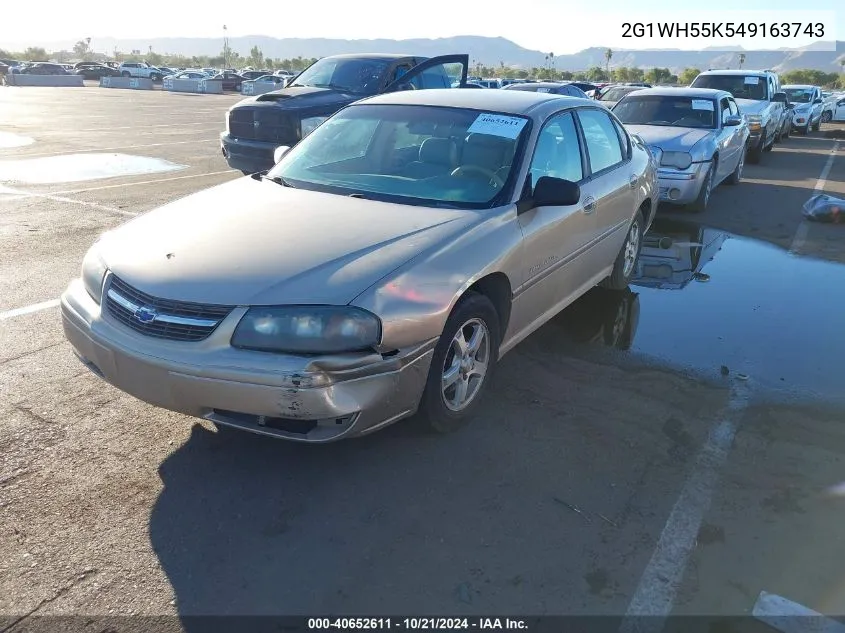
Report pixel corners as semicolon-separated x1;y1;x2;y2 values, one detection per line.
0;131;35;149
0;153;186;184
538;217;845;403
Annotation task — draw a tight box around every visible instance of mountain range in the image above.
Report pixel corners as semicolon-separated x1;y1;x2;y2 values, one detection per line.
10;35;845;73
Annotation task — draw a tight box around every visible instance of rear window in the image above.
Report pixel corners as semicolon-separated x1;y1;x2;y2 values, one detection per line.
691;74;768;101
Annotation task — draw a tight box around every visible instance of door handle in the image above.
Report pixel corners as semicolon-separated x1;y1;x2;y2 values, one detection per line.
583;196;596;213
629;175;638;189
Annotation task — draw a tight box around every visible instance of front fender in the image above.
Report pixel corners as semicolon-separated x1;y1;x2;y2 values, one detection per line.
351;205;523;351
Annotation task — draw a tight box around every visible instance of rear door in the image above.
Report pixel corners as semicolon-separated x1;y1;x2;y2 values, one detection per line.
383;54;469;92
574;107;635;274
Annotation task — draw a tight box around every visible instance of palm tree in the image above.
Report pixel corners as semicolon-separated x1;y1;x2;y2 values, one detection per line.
604;48;613;81
738;53;746;69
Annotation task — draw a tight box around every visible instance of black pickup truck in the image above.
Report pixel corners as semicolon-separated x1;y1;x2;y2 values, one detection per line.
220;53;469;174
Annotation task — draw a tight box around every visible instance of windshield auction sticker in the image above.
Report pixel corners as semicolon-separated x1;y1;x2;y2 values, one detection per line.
467;114;528;139
692;99;715;110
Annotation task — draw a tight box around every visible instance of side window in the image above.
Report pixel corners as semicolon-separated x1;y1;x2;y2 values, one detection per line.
728;98;739;116
720;97;731;124
392;64;411;83
577;109;624;174
611;118;630;159
528;111;583;188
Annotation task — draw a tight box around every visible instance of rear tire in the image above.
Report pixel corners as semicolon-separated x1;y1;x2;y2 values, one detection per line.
417;293;500;435
121;71;131;77
821;111;832;123
601;209;644;291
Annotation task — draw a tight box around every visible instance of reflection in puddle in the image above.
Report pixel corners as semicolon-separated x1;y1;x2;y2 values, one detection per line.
0;131;35;149
0;153;186;184
540;217;845;402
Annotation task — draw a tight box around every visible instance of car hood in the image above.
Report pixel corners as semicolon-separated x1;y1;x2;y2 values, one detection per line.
625;125;712;151
98;177;479;307
239;85;361;111
734;98;767;115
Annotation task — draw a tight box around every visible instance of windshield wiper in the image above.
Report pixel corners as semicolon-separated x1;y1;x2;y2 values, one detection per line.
262;174;295;188
308;82;359;93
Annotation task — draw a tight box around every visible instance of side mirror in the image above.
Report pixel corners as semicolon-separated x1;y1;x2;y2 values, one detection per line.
723;115;743;127
273;145;291;163
533;176;581;208
772;92;787;103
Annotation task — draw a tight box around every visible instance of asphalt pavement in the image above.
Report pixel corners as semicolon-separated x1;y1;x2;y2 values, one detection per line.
1;86;845;629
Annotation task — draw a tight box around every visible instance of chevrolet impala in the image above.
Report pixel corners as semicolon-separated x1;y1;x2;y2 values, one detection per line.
61;89;657;442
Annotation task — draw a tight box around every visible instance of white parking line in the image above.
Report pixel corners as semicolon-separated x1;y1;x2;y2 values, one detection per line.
753;591;845;633
789;140;840;255
0;186;137;217
618;380;751;633
15;138;219;158
0;299;60;321
73;122;215;132
51;170;237;194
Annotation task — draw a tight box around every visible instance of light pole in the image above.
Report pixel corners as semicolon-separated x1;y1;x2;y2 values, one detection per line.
223;25;229;68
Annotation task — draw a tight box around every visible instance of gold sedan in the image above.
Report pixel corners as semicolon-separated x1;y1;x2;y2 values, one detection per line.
62;89;657;442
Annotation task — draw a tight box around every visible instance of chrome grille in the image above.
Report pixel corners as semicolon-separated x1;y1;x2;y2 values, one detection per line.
105;276;233;342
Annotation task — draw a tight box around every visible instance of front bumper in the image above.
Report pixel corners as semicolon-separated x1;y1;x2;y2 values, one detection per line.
60;278;435;442
220;132;278;174
791;112;812;128
656;162;709;205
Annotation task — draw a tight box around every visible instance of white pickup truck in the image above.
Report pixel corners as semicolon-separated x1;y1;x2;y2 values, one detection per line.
118;62;163;82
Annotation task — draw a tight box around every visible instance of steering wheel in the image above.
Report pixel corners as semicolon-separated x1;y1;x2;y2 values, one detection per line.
450;165;505;188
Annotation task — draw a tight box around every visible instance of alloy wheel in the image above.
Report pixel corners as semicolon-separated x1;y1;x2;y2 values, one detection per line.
442;318;491;412
622;220;641;278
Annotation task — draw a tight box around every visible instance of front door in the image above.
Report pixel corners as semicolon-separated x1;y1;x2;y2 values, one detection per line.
383;54;469;92
508;110;594;342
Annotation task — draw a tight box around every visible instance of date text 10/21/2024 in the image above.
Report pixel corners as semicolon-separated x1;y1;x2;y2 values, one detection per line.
307;618;529;630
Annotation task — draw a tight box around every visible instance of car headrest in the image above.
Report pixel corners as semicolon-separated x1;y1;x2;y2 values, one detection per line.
462;133;514;170
419;137;458;167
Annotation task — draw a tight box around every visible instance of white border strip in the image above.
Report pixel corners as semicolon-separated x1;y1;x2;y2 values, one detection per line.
0;299;60;321
789;140;840;255
618;382;751;633
753;591;845;633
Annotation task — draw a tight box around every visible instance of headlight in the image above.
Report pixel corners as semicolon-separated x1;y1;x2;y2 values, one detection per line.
300;116;328;138
81;247;108;304
231;306;381;354
745;114;762;130
660;151;692;170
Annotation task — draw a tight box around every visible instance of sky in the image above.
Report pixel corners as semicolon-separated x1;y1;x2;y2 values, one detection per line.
0;0;841;54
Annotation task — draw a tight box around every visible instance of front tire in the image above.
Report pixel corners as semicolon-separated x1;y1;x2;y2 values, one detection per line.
812;117;821;132
601;209;644;291
121;71;131;77
690;161;714;212
726;149;744;185
417;292;500;434
747;138;763;164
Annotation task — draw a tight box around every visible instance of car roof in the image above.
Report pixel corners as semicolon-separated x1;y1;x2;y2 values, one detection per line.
622;87;731;99
322;53;425;61
504;81;575;90
698;69;773;76
359;89;594;119
782;84;816;89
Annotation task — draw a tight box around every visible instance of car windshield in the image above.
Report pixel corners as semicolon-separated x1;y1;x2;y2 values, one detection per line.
288;58;392;95
784;88;813;103
691;74;768;100
613;95;717;129
268;104;529;208
601;87;641;102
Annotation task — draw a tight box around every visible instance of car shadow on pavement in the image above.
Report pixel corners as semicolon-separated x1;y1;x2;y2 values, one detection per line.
148;311;726;623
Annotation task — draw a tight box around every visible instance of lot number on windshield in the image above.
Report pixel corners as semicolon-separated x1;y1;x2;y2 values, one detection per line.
467;113;528;139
